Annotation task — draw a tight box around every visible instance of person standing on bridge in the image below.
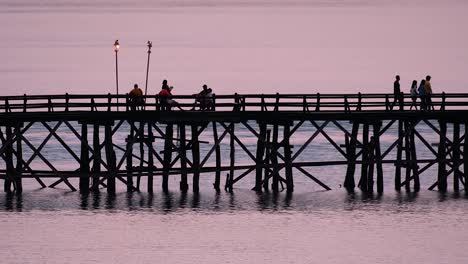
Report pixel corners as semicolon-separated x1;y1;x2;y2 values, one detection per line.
391;75;403;110
418;79;426;110
425;75;434;111
129;83;144;111
409;80;418;110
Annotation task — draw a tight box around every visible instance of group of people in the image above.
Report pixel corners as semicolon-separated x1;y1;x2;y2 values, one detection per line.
393;75;434;111
128;80;214;111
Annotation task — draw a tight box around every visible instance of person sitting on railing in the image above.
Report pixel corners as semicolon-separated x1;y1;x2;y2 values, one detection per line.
129;83;144;111
418;79;426;111
409;80;418;110
158;85;182;111
192;84;213;110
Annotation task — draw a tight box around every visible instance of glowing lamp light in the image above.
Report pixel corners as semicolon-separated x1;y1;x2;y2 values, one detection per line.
114;40;120;52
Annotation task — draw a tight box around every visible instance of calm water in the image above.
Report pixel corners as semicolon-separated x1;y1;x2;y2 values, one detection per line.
1;1;468;263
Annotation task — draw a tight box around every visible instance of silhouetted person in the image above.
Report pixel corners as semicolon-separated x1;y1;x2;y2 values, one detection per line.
158;85;182;111
418;79;426;110
391;75;402;110
409;80;418;110
129;83;143;111
192;84;213;110
425;75;434;110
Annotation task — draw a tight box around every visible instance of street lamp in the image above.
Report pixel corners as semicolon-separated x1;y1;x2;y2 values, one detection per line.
145;40;152;98
114;40;120;111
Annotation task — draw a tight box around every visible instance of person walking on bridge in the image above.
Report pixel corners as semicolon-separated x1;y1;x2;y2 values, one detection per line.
418;79;426;110
425;75;434;111
391;75;403;110
409;80;418;110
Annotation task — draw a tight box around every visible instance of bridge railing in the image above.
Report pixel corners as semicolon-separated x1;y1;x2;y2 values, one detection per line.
1;93;468;113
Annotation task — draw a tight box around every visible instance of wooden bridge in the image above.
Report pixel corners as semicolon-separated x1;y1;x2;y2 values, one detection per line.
0;92;467;194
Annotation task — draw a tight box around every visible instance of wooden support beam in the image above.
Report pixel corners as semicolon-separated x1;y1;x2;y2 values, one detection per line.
271;124;279;192
464;123;468;194
137;123;144;191
404;121;412;192
212;121;221;191
284;124;294;192
344;122;359;190
453;123;461;193
192;124;201;193
14;123;23;193
395;120;403;191
254;123;266;191
437;121;447;192
162;124;173;192
373;123;383;193
179;124;188;192
126;123;134;192
359;123;369;192
147;123;154;193
263;130;271;191
367;135;375;192
91;124;101;192
104;124;116;194
410;122;420;192
228;123;235;192
79;123;90;192
4;126;14;193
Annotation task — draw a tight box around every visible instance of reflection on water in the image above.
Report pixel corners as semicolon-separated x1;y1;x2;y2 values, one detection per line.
1;188;467;213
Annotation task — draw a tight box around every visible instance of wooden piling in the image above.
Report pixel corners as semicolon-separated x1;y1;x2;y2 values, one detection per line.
147;123;154;193
179;124;188;192
367;136;375;192
126;123;134;192
4;126;14;193
212;121;221;191
79;123;90;192
395;120;403;191
91;124;100;192
464;123;468;194
373;122;383;193
104;124;116;194
254;123;266;191
15;123;23;193
192;124;201;193
453;122;460;192
137;123;145;190
344;122;359;190
410;122;419;191
271;124;280;192
263;129;271;191
228;123;235;192
359;123;369;192
437;121;447;192
284;124;294;192
162;124;173;192
404;121;411;191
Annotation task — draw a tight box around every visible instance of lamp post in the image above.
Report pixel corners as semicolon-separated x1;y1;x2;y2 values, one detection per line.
114;40;120;111
145;41;152;99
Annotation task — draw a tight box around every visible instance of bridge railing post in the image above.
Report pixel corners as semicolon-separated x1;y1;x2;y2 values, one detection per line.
107;93;112;111
274;93;279;112
441;92;446;111
357;92;362;111
23;94;27;113
65;93;69;112
316;93;320;111
399;92;404;111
